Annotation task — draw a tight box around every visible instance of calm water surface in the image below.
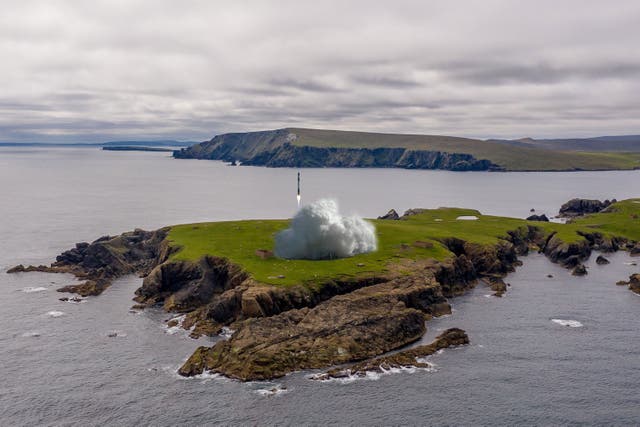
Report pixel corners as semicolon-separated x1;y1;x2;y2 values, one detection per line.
1;147;638;426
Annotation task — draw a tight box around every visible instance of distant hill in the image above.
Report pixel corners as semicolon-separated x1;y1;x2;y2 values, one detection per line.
491;135;640;152
101;140;194;147
174;128;640;172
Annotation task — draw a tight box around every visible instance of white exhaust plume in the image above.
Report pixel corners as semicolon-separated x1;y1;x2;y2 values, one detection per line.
275;199;377;260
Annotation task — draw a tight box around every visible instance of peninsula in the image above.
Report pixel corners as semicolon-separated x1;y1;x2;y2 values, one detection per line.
173;128;640;172
8;199;640;381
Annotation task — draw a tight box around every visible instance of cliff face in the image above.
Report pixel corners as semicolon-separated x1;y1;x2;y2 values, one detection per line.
174;129;501;171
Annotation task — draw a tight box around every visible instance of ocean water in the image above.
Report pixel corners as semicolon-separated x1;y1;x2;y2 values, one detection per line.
0;147;639;426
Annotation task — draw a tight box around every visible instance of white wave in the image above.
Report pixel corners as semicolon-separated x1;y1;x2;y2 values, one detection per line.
220;326;234;339
164;315;186;335
623;262;637;266
254;384;288;396
46;310;65;318
456;215;478;221
61;297;85;304
551;319;583;328
21;287;47;293
21;331;41;337
312;364;434;384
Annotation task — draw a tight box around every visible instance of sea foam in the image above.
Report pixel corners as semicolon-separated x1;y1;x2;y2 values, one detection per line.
46;310;65;318
551;319;583;328
21;287;47;293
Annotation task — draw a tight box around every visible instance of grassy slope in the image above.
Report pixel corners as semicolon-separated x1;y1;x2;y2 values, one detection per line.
167;199;640;287
288;128;640;171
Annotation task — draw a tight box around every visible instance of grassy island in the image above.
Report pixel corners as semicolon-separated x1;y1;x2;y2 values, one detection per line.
167;199;640;287
12;199;639;381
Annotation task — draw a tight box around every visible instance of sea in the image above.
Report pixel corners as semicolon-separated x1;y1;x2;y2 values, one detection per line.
1;146;638;426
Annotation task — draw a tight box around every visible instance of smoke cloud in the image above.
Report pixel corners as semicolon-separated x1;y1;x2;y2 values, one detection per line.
274;199;377;260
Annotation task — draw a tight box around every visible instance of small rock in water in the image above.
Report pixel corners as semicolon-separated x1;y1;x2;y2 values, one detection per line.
547;274;554;278
596;255;610;265
572;264;588;276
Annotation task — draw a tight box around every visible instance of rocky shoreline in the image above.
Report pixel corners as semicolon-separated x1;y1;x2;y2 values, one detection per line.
7;199;639;381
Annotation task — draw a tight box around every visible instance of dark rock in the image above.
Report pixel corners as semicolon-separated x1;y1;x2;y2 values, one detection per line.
572;264;588;276
135;256;248;313
543;234;591;268
628;274;640;294
596;255;610;265
486;277;507;297
11;228;170;296
378;209;400;220
547;274;554;278
7;264;52;273
559;198;615;217
178;276;451;380
526;214;549;222
313;328;469;381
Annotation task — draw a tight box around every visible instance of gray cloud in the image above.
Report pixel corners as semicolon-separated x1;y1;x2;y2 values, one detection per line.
1;0;639;142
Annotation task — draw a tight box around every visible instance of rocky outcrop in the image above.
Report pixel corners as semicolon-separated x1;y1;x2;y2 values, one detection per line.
378;209;400;220
559;198;615;217
313;328;469;380
526;214;549;222
572;264;588;276
629;274;640;294
134;256;248;311
7;228;169;296
541;233;591;268
178;276;450;380
174;129;501;171
617;274;640;294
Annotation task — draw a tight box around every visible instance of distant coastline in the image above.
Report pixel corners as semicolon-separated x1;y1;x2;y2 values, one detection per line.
102;146;174;152
174;128;640;172
0;140;194;148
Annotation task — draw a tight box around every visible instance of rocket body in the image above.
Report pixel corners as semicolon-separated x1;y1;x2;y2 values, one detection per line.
296;172;301;207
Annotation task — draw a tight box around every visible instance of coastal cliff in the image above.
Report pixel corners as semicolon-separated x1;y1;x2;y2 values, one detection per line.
174;129;499;171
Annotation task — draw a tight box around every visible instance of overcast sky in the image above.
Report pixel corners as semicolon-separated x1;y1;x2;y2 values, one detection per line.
2;0;639;142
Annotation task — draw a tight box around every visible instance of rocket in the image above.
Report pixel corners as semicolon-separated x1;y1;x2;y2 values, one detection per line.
296;171;301;207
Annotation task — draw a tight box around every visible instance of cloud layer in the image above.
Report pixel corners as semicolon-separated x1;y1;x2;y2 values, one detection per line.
1;0;639;142
274;199;377;260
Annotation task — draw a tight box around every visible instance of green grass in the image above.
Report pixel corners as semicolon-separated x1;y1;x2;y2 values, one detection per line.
166;199;640;287
570;198;640;241
288;128;640;171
